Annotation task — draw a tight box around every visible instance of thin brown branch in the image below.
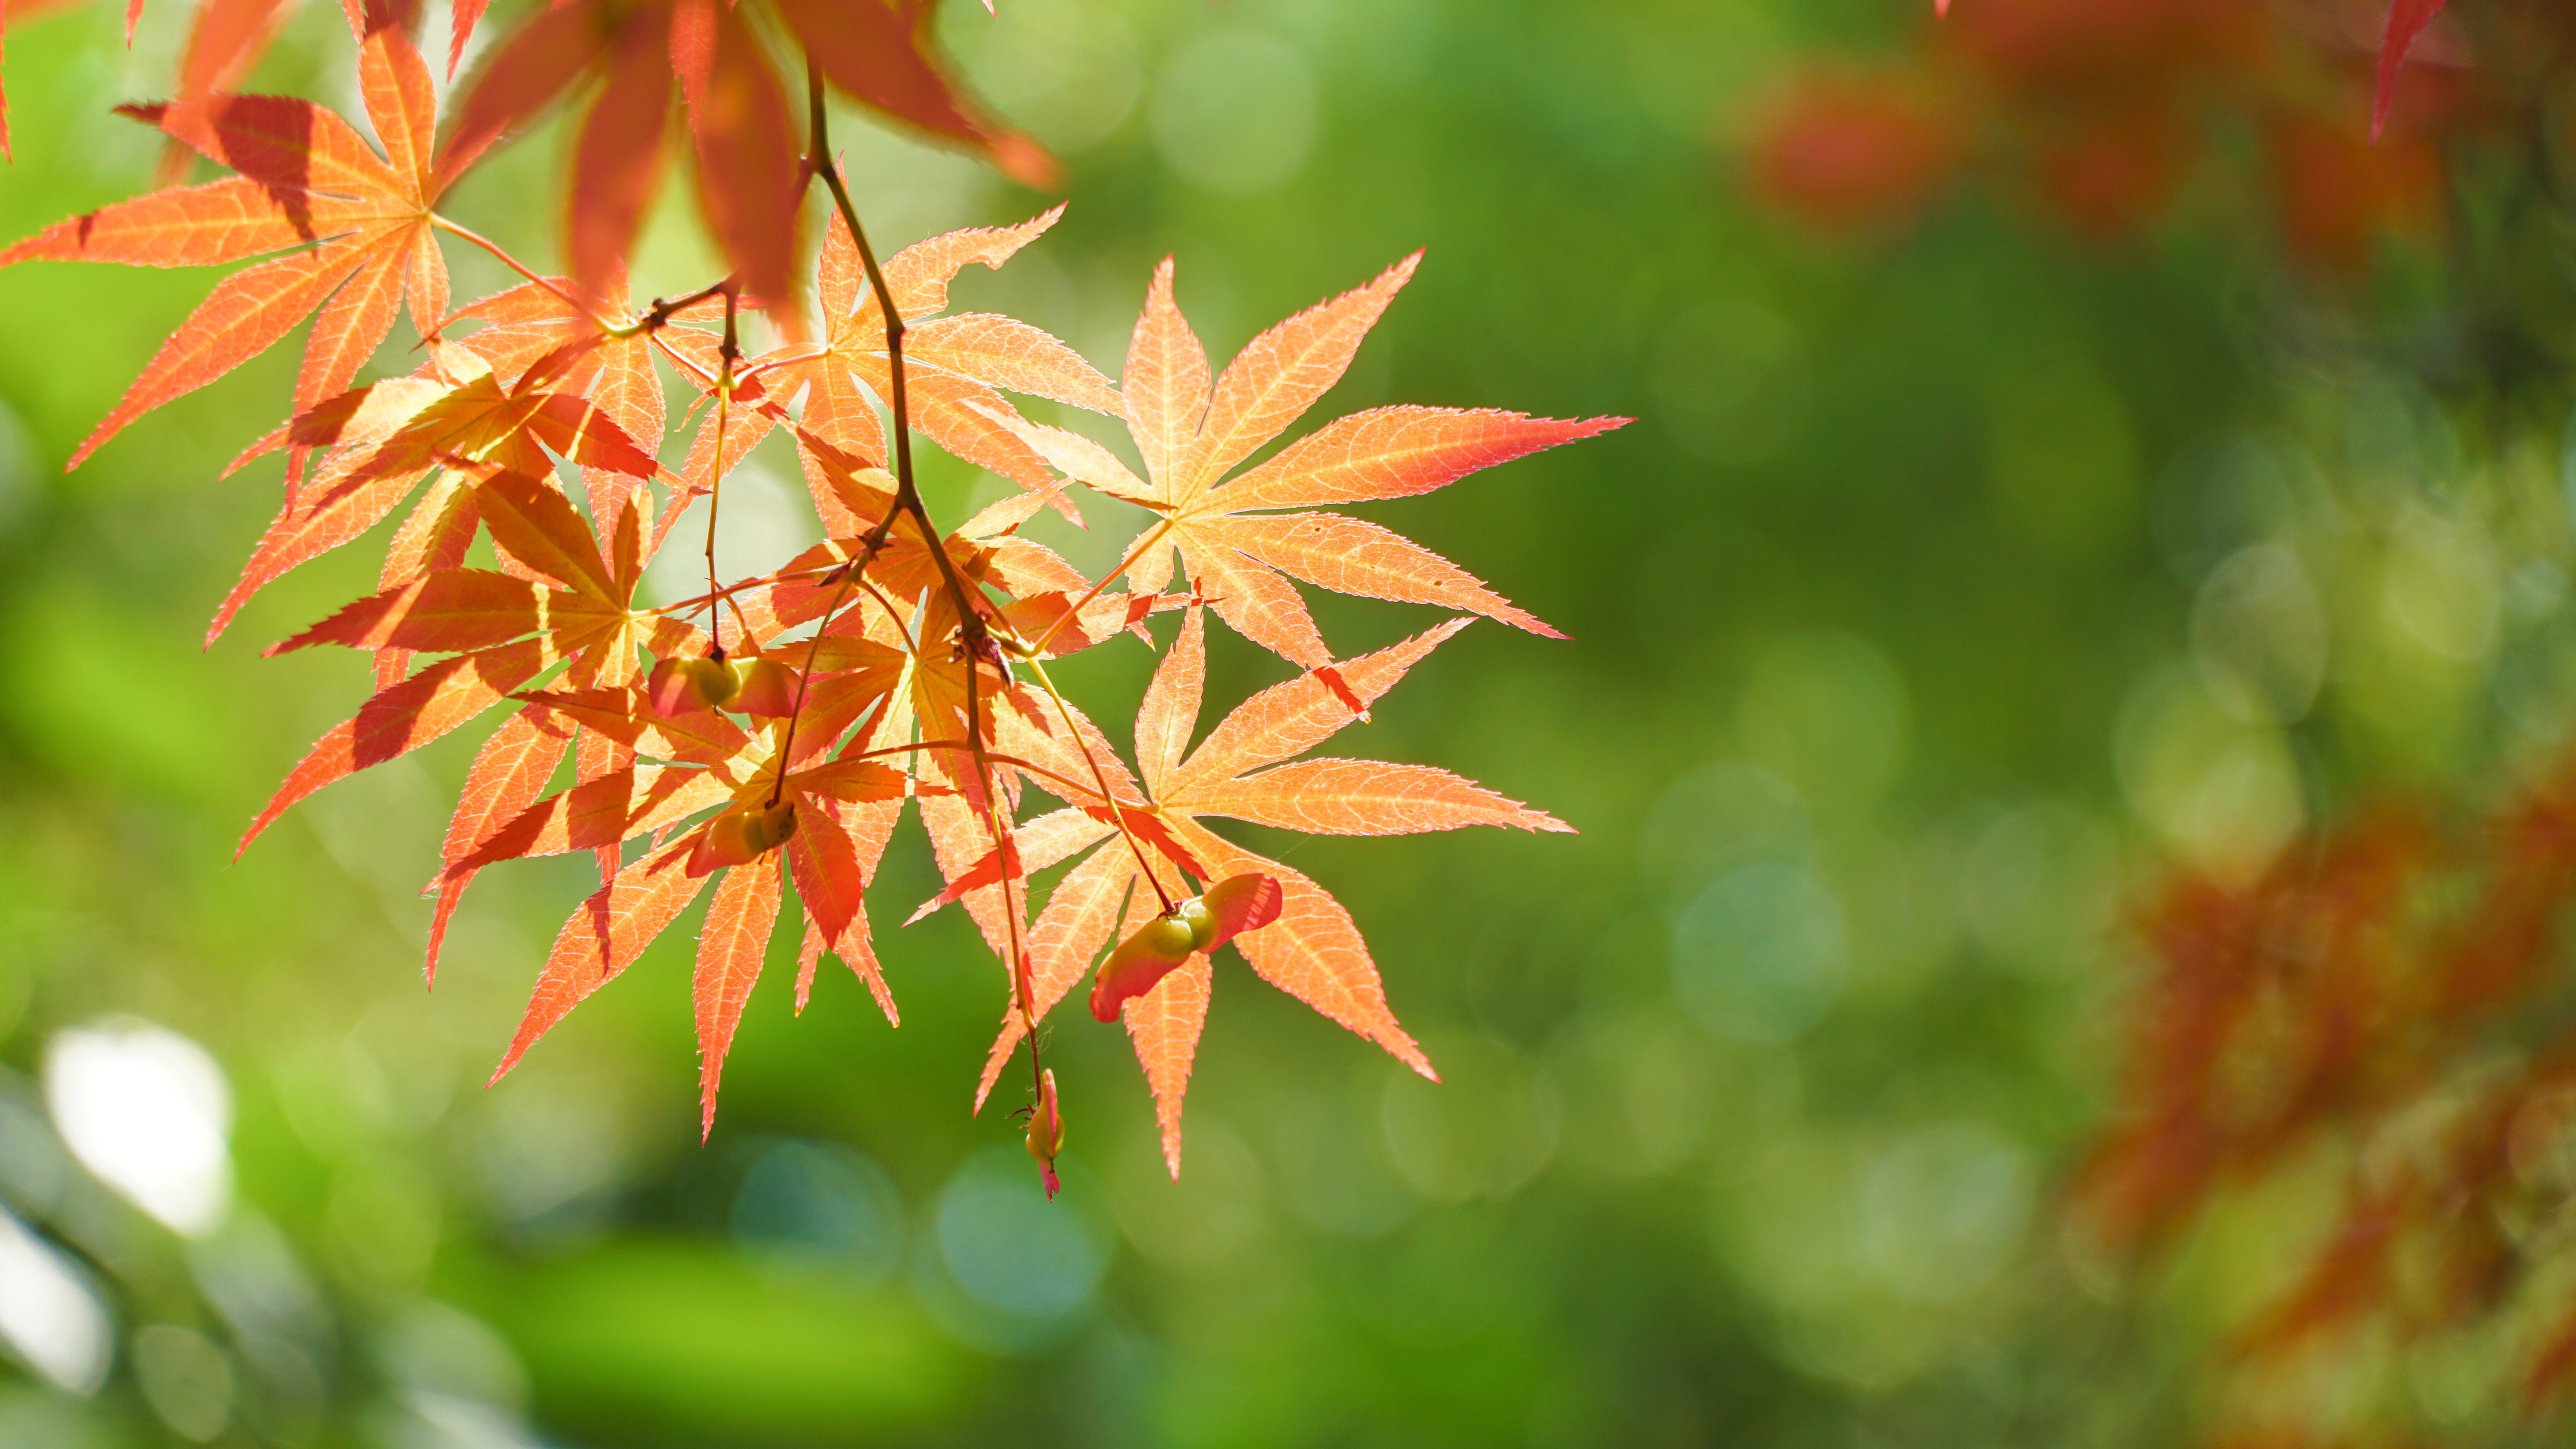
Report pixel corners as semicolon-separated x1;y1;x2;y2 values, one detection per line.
703;284;744;655
807;53;1048;1110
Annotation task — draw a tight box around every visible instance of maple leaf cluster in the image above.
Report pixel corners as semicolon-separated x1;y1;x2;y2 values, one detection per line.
0;15;1625;1191
0;0;1043;306
2072;762;2576;1434
1744;0;2563;274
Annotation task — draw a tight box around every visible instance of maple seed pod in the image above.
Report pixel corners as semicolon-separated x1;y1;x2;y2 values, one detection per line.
1143;912;1199;958
647;655;740;715
707;800;798;866
1088;874;1286;1023
729;658;802;717
687;657;742;710
1175;895;1218;952
1025;1067;1066;1200
743;800;799;853
1199;873;1285;949
1090;915;1196;1023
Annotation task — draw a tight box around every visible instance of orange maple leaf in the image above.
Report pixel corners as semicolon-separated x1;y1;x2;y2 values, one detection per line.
953;606;1570;1175
441;264;693;525
1;23;450;470
482;741;914;1124
239;467;675;854
648;209;1115;542
998;255;1628;669
436;0;1051;310
751;205;1120;522
210;342;656;643
378;565;928;1122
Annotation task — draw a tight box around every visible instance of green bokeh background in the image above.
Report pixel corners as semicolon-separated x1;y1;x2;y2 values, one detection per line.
0;0;2553;1444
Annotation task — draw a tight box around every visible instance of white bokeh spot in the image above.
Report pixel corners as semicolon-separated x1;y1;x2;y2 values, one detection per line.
47;1020;234;1237
0;1207;111;1394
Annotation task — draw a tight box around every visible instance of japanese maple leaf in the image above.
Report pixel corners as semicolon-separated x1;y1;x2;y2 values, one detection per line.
458;694;915;1134
263;457;770;990
429;577;920;1041
662;209;1115;541
749;204;1120;512
434;264;726;580
238;467;674;858
444;266;699;461
0;0;401;164
0;22;450;470
998;255;1628;670
769;0;1051;185
611;202;1105;550
955;606;1570;1175
435;267;796;595
436;0;1051;312
435;0;799;311
210;341;656;643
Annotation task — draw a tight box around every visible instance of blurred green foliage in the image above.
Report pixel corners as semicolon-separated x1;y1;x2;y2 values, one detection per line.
0;0;2560;1444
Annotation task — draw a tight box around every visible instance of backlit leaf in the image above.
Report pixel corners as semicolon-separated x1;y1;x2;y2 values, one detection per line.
694;857;784;1137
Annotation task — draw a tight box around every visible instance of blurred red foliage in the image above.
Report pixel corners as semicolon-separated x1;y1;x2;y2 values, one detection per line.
2074;759;2576;1425
1747;73;1966;230
1740;0;2575;272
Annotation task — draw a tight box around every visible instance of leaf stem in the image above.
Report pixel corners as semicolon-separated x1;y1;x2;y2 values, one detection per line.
802;67;990;643
1018;517;1175;658
431;216;611;331
704;284;744;655
766;489;905;806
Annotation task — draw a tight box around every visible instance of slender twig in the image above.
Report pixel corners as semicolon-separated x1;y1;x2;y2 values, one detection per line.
807;56;1047;1108
649;329;726;392
957;623;1041;1055
432;217;612;329
738;344;830;385
844;572;917;654
645;548;912;628
766;488;907;806
620;277;736;338
996;815;1041;1051
766;567;861;807
431;217;732;403
802;61;992;654
703;285;744;655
